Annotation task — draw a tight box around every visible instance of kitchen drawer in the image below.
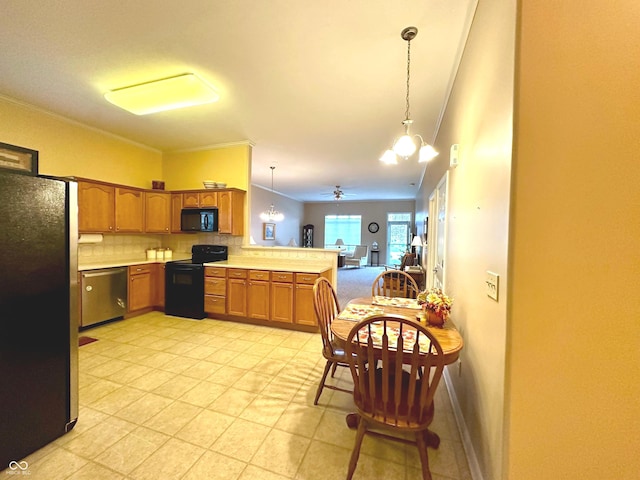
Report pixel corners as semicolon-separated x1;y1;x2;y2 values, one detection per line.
129;264;153;275
205;277;226;296
227;268;247;279
204;294;225;314
205;266;226;278
295;272;319;285
249;270;270;281
271;271;294;283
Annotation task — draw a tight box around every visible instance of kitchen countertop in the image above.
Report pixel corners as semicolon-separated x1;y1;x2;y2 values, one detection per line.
78;256;190;271
204;260;331;274
79;256;332;274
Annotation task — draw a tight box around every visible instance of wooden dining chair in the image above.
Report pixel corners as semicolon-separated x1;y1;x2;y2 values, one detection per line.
312;277;352;405
344;314;445;480
372;270;420;298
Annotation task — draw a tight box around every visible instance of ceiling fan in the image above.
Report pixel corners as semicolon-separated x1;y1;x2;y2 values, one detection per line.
322;185;355;201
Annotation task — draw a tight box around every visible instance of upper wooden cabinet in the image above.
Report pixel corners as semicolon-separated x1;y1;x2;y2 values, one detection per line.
115;187;144;233
170;193;183;233
77;178;246;235
182;191;217;208
217;190;245;235
78;181;115;232
145;191;171;233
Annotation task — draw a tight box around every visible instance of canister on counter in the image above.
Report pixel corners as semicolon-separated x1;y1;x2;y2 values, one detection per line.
164;248;172;260
156;248;165;261
146;248;157;260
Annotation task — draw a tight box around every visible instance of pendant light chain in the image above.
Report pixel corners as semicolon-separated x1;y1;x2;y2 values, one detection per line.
405;37;411;122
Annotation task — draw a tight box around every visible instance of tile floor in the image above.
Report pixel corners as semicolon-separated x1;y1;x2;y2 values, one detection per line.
8;312;471;479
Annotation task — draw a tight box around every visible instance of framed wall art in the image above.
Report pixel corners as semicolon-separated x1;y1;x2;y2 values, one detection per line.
0;142;39;176
263;222;276;241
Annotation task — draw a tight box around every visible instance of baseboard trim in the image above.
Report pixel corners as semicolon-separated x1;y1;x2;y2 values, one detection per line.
443;368;485;480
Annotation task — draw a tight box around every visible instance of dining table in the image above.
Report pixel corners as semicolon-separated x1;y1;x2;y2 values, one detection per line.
330;295;464;448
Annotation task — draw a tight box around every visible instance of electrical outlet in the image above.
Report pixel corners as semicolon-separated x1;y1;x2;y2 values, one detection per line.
486;271;499;301
457;359;462;377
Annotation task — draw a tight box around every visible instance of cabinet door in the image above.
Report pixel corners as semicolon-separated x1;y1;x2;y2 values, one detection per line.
129;265;153;311
78;181;114;232
182;192;200;208
145;192;171;233
217;190;244;235
248;281;270;319
199;191;217;207
271;282;294;323
155;263;165;308
295;283;316;326
115;187;144;233
227;278;247;316
294;273;320;326
171;193;183;233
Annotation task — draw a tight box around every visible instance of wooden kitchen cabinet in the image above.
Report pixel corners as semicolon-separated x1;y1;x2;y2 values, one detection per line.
294;273;320;326
227;269;248;316
204;267;226;315
128;264;153;312
155;263;165;308
248;270;270;320
182;191;218;208
145;191;171;233
115;187;144;233
78;181;115;232
170;193;183;233
270;271;294;323
217;190;245;235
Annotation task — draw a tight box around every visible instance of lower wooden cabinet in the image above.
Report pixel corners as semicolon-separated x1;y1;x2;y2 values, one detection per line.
205;266;226;314
155;263;165;308
227;269;248;316
295;275;318;326
271;272;294;323
248;270;270;320
128;264;153;312
201;266;332;327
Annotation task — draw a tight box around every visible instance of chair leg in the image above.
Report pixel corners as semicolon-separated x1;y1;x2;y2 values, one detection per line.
313;360;333;405
330;361;338;377
416;431;433;480
346;417;367;480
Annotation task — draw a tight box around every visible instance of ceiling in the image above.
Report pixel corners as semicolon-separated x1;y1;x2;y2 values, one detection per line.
0;1;476;202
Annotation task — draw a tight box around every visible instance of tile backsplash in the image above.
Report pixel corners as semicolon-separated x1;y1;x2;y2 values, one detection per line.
78;233;244;264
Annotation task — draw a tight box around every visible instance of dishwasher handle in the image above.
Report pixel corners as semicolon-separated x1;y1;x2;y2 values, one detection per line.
82;267;128;279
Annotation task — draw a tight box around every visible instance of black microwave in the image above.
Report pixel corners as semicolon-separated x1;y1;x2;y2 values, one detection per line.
181;208;218;232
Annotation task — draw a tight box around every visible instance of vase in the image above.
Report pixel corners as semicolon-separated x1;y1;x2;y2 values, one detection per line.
424;308;445;328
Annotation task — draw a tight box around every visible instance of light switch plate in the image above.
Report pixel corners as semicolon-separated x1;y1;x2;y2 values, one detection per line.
486;271;499;301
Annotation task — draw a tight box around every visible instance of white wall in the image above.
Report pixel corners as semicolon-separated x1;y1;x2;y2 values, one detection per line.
250;185;304;247
417;0;515;478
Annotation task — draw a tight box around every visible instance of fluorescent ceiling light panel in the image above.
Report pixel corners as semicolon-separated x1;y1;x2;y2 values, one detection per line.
104;73;219;115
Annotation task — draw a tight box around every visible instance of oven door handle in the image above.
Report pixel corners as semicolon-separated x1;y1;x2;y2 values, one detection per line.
167;264;203;273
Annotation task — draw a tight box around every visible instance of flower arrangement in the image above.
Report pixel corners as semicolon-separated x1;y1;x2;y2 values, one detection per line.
416;288;453;321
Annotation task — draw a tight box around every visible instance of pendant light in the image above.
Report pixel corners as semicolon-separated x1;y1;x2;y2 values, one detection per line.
260;166;284;222
380;27;438;165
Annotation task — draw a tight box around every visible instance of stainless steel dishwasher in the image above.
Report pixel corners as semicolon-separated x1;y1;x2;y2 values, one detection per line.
81;267;127;327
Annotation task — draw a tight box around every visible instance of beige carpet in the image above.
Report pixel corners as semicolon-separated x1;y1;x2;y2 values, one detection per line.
335;266;384;308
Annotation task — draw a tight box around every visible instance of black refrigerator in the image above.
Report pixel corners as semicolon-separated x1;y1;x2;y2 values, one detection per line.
0;171;79;468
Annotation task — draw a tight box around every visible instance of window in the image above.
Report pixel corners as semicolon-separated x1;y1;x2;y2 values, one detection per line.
386;212;412;264
324;215;362;251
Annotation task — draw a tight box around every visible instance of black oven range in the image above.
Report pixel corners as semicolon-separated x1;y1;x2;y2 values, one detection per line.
165;244;228;319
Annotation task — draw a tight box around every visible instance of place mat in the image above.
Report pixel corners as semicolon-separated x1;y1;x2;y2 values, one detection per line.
337;304;385;322
356;324;432;353
372;295;422;310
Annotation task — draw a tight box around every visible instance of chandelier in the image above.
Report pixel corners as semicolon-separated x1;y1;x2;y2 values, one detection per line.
380;27;438;165
260;166;284;222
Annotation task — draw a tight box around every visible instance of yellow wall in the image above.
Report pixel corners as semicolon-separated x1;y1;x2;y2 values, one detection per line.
506;1;640;478
162;144;251;191
0;96;162;187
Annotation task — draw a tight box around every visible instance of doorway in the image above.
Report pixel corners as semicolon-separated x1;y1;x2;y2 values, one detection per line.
386;212;412;265
427;172;449;290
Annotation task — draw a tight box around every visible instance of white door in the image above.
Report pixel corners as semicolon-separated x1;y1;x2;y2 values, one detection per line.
427;172;448;290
